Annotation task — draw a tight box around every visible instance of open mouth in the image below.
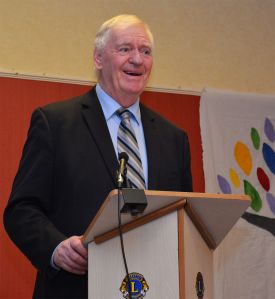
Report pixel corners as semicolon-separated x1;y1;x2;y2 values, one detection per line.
124;71;143;76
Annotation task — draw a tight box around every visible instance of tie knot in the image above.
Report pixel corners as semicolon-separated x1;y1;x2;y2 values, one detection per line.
117;108;131;121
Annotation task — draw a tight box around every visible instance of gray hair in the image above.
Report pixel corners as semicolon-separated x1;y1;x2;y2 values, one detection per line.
94;14;154;52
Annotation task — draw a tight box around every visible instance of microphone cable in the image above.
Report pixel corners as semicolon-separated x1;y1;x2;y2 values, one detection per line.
117;188;133;299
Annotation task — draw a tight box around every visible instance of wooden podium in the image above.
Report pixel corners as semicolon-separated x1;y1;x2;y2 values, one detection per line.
83;190;250;299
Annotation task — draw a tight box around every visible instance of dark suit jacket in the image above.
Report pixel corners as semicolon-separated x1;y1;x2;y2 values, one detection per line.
4;88;192;298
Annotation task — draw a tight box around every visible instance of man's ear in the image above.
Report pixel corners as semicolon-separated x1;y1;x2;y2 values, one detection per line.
93;48;103;70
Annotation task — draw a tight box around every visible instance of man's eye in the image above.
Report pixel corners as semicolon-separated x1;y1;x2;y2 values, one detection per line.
119;47;130;53
141;48;152;56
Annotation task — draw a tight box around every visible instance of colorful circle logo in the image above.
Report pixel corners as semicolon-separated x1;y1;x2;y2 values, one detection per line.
217;117;275;215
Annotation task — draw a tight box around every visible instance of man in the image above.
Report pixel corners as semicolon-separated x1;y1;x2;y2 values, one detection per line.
4;14;192;298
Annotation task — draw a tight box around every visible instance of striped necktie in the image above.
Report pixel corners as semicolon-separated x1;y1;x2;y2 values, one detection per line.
117;108;146;189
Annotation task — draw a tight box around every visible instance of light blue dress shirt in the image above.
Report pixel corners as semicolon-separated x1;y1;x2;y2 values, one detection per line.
95;84;148;188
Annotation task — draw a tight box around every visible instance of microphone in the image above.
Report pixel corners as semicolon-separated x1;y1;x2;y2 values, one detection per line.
117;152;129;188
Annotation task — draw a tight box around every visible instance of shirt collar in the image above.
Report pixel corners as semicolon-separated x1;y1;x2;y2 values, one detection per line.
95;84;141;125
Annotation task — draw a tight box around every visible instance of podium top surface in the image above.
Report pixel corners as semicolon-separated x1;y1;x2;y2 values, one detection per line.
83;190;250;248
184;194;249;248
83;190;187;245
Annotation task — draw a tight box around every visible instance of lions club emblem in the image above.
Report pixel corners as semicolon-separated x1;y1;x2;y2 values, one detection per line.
120;272;149;298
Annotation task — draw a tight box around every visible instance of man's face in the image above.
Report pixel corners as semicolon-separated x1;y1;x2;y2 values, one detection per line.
94;24;153;106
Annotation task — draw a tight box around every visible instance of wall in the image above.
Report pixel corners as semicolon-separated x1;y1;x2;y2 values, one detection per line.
0;0;274;94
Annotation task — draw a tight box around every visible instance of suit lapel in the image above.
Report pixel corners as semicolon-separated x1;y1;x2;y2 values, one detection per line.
140;104;161;190
80;89;118;186
79;90;161;190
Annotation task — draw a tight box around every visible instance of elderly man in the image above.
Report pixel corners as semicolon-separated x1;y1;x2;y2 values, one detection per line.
4;14;192;298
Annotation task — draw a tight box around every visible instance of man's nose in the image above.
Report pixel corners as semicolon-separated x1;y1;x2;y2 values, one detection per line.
129;49;143;65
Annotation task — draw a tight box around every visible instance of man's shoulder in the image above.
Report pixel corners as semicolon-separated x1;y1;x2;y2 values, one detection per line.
28;87;100;129
41;88;97;114
140;103;184;134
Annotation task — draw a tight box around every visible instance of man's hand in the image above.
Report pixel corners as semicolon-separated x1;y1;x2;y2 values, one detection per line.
53;235;88;275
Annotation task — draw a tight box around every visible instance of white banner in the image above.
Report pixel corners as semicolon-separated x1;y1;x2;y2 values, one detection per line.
200;88;275;299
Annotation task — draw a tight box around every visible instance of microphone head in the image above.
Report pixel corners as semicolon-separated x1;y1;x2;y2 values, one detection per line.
119;152;129;162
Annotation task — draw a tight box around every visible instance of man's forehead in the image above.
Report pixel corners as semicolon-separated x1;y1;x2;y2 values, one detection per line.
110;25;152;46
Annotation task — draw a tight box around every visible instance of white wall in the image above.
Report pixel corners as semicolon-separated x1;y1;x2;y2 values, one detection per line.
0;0;274;94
